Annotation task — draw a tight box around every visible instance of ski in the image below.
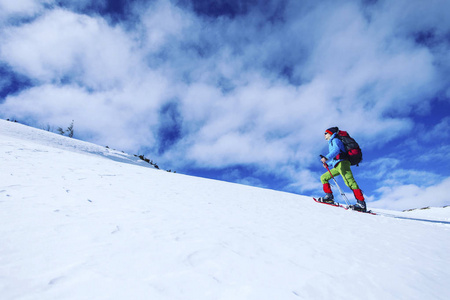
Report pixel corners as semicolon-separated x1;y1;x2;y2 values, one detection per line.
313;197;346;208
313;198;376;215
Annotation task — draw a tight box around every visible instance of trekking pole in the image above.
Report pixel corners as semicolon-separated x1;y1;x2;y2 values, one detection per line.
321;156;351;207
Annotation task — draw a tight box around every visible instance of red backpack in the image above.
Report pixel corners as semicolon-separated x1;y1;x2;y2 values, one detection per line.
332;128;363;166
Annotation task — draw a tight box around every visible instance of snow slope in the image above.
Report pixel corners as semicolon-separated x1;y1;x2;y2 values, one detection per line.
1;119;449;300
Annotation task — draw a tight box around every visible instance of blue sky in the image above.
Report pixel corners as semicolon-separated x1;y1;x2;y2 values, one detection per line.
1;0;449;210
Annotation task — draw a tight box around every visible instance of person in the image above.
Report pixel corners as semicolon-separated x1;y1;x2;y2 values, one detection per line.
320;127;367;212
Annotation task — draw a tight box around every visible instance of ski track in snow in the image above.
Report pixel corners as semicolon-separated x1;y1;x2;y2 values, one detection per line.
1;120;450;300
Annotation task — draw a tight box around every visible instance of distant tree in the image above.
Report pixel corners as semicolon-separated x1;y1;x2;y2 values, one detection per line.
43;124;54;132
135;154;165;170
67;120;74;138
58;120;74;138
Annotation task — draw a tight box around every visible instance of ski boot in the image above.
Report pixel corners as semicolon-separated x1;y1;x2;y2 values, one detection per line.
350;200;367;212
318;193;335;204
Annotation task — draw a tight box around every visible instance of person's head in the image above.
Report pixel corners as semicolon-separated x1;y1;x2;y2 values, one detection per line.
324;127;338;140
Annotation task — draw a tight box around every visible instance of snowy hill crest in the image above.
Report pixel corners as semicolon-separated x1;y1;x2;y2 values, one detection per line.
1;119;450;300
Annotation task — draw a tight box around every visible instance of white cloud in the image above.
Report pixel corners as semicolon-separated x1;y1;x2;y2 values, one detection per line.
361;156;443;190
363;158;401;180
373;0;450;37
284;168;322;193
136;0;196;53
1;8;143;90
1;82;171;151
0;0;50;21
427;116;450;140
371;177;450;211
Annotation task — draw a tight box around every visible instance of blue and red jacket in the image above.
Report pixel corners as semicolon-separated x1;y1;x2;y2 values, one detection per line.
324;133;346;168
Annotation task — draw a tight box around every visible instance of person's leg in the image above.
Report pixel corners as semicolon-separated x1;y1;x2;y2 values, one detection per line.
336;160;359;190
353;189;365;202
336;161;366;211
320;167;340;202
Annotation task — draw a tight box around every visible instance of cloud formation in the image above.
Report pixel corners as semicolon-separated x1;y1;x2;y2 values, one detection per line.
1;0;449;210
371;177;450;211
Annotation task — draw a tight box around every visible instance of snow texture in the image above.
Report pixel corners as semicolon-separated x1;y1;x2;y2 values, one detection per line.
1;119;449;300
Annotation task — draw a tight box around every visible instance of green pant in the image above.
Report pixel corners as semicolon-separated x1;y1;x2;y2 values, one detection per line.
320;160;359;190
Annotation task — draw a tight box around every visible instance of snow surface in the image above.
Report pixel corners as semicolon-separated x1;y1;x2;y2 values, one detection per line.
1;119;450;300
